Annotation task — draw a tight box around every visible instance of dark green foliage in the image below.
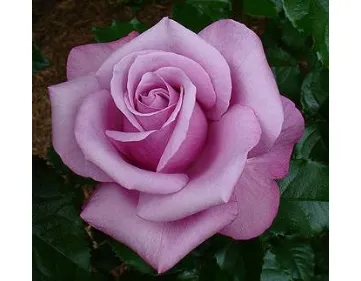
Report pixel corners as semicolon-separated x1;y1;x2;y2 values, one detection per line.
32;156;92;280
33;43;50;73
172;0;232;32
92;18;147;43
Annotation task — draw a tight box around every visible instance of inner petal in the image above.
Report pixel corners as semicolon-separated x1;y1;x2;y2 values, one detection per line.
139;88;169;109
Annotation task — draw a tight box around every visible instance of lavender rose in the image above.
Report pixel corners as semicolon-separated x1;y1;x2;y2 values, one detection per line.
49;18;304;273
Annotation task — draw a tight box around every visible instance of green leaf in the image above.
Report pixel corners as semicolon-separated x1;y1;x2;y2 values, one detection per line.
281;20;309;52
33;43;50;73
271;160;329;235
261;250;290;281
172;0;232;33
215;239;263;281
310;0;329;67
92;18;147;43
282;0;311;29
300;68;329;118
266;46;298;66
243;0;281;18
282;0;329;66
272;66;302;102
32;156;91;280
109;239;156;275
295;122;328;163
272;241;315;281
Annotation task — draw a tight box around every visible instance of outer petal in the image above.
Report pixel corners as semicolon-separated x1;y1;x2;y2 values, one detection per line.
74;89;188;194
137;105;261;222
247;96;305;179
81;183;238;273
219;164;280;240
199;19;284;154
66;31;138;80
97;17;232;120
48;74;111;181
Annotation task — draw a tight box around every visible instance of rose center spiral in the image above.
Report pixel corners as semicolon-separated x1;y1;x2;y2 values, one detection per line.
138;88;169;110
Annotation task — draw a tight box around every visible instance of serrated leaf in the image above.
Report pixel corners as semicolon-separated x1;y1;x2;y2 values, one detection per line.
273;241;315;281
109;239;156;275
261;250;290;281
310;0;329;67
271;160;329;235
282;0;329;66
32;156;91;280
92;18;147;43
33;43;50;73
172;0;232;33
295;122;328;163
243;0;281;18
300;68;329;118
282;0;311;29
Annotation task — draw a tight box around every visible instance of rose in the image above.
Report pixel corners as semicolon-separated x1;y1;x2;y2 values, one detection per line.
49;18;304;273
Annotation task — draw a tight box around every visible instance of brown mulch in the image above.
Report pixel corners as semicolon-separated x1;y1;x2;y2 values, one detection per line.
32;0;172;158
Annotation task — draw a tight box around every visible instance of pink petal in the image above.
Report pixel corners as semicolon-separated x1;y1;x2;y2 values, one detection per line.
48;75;111;181
137;105;262;222
97;17;232;120
219;164;280;240
127;51;216;112
199;19;284;154
159;103;208;173
110;51;152;131
131;72;180;130
67;31;138;80
81;182;238;273
107;124;175;171
154;67;207;173
136;72;179;106
247;96;305;179
74;89;188;194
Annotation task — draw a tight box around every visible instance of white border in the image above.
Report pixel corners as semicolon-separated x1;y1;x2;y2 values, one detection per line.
330;1;361;280
1;0;32;280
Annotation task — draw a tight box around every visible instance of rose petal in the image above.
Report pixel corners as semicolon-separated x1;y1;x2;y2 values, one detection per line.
81;182;238;273
127;51;216;112
48;74;111;181
219;164;280;240
159;103;208;173
74;89;188;194
136;72;178;107
110;51;153;131
199;19;284;154
130;72;180;130
105;88;184;171
154;67;205;173
97;17;232;120
107;124;175;171
137;105;262;222
247;96;305;179
67;31;138;80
